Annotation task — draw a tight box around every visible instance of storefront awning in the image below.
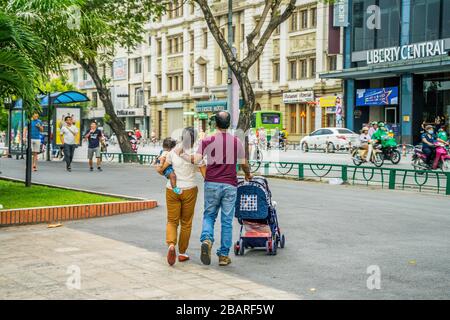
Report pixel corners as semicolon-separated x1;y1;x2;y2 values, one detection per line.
320;55;450;80
195;99;244;112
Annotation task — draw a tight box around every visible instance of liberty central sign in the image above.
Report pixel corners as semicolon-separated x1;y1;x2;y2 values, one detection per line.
367;40;446;65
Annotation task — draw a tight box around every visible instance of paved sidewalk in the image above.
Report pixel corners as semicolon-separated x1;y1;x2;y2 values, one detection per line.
0;224;299;300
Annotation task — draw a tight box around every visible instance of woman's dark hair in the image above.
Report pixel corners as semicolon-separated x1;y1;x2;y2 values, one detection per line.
64;116;72;121
215;111;230;129
162;137;176;149
182;127;196;149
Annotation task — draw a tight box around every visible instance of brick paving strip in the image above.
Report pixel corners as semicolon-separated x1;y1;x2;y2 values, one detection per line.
0;224;302;300
0;177;157;227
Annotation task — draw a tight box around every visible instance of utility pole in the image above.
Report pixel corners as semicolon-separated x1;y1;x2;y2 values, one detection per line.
227;0;233;125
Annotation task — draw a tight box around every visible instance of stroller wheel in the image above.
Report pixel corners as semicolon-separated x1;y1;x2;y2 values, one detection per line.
280;234;286;249
239;239;245;256
234;241;240;256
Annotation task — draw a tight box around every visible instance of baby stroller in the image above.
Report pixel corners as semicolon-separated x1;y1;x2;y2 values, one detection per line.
234;176;285;256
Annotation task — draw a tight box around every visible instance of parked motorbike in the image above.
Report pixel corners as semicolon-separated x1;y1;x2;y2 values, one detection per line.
411;143;450;171
380;135;401;164
351;143;384;167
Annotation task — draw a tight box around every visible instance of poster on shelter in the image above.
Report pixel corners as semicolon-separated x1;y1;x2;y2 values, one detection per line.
55;107;81;146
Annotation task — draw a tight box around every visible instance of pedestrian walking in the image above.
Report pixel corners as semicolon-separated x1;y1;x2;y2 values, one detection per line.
83;121;104;172
157;127;205;266
29;112;44;171
180;111;252;266
60;116;78;172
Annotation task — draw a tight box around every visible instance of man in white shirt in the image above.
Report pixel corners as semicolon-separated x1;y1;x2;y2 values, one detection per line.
60;116;79;172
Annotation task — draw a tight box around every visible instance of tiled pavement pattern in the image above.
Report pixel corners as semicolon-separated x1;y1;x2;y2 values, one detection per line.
0;224;301;300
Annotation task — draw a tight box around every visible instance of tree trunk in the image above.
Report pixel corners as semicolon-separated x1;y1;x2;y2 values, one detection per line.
236;72;255;133
77;58;133;155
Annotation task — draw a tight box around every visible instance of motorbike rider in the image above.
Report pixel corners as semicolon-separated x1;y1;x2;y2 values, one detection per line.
368;121;378;138
437;126;448;145
366;122;386;162
359;127;370;161
421;125;437;168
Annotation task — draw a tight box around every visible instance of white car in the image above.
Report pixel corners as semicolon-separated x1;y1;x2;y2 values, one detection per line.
300;127;360;153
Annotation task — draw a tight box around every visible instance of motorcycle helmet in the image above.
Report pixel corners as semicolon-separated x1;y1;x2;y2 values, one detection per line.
378;122;385;127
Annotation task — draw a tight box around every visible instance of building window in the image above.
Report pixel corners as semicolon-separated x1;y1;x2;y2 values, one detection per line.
82;70;88;81
300;10;308;29
203;28;208;49
146;56;151;72
71;69;78;83
232;26;236;44
328;55;337;71
135;87;144;107
289;60;297;80
157;76;162;93
310;7;317;28
274;104;280;111
200;64;207;85
157;39;162;57
412;0;450;42
289;10;298;32
299;59;307;79
273;62;280;82
190;71;194;89
168;0;183;19
167;35;183;54
190;31;194;51
241;24;245;42
92;91;98;108
134;57;142;74
309;58;316;78
352;0;400;51
168;74;183;92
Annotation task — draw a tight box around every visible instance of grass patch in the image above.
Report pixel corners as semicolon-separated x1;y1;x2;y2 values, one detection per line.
0;179;125;209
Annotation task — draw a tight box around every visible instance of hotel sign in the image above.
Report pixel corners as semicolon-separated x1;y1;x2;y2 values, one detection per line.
283;91;314;104
367;40;446;65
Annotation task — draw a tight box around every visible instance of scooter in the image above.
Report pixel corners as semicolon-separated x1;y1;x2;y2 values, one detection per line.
411;143;450;171
380;135;401;164
351;143;384;167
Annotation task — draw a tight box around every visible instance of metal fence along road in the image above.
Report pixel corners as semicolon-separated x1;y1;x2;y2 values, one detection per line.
101;152;450;195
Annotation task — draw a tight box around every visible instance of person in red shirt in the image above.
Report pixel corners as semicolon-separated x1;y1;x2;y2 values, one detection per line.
134;127;142;140
178;111;252;266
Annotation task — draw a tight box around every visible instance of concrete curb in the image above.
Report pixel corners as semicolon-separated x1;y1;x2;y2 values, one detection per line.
0;177;159;227
0;176;147;201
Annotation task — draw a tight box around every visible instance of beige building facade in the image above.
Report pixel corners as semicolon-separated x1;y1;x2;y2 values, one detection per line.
65;0;343;142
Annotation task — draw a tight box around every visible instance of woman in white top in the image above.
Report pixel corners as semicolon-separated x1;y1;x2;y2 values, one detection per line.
157;127;205;266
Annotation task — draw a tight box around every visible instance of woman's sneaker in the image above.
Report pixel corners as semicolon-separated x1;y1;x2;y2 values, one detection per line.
167;245;176;266
219;256;231;266
178;253;189;262
200;240;212;265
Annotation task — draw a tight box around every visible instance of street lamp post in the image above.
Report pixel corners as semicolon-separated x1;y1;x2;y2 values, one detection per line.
227;0;233;124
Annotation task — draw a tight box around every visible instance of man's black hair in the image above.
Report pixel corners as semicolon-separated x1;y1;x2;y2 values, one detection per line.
215;111;230;129
162;137;176;149
64;116;72;121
